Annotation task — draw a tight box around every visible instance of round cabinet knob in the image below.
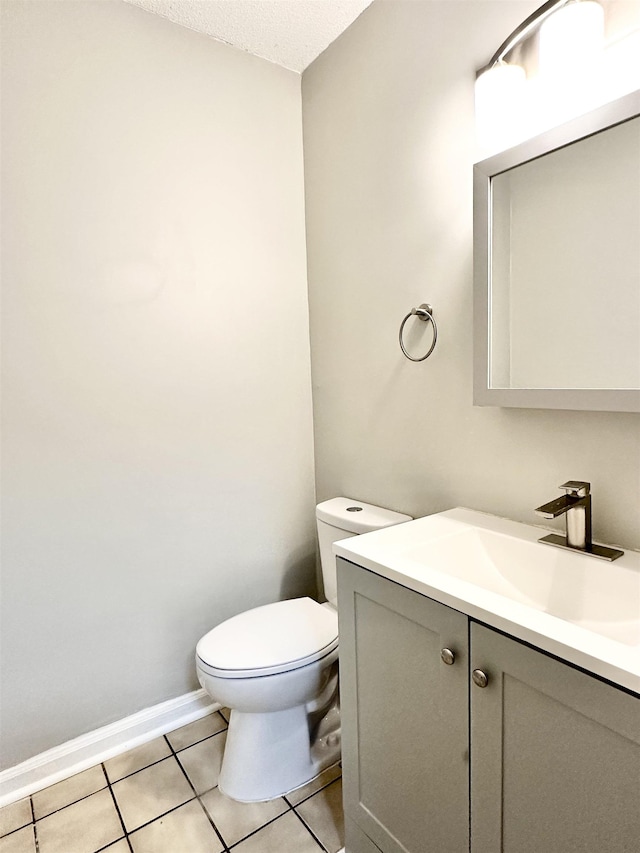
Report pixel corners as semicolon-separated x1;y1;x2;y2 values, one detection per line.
472;669;489;688
441;648;456;665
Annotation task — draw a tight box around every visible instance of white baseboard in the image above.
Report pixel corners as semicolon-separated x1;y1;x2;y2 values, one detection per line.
0;688;219;808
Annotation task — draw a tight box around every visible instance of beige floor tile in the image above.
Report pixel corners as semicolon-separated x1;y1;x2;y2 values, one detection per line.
0;825;36;853
129;800;223;853
166;713;227;752
104;736;172;782
36;789;123;853
232;810;322;853
285;764;342;806
177;732;226;794
112;756;194;832
296;779;344;853
32;764;107;819
200;786;288;847
0;799;31;838
102;843;130;852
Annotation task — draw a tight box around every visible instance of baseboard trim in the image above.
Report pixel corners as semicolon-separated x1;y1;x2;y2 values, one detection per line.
0;689;219;808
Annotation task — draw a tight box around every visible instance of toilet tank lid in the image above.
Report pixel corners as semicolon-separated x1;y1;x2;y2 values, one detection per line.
316;497;412;534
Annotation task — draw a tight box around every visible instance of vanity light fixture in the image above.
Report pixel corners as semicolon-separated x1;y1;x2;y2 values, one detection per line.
474;61;527;152
475;0;609;155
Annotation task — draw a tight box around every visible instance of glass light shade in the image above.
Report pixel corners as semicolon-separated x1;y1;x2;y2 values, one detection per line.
539;1;605;78
475;62;527;156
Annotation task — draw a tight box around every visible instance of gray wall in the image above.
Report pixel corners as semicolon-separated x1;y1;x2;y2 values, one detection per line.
302;0;640;550
1;0;315;770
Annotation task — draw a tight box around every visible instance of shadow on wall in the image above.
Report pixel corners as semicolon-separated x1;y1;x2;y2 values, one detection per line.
280;546;318;602
166;547;318;695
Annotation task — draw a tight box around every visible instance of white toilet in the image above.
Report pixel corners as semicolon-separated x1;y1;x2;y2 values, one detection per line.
195;497;411;802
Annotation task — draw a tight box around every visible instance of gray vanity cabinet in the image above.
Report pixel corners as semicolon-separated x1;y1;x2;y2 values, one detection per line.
338;558;469;853
470;622;640;853
338;558;640;853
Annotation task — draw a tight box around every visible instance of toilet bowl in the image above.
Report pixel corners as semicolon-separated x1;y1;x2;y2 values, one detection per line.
197;597;340;802
196;498;412;802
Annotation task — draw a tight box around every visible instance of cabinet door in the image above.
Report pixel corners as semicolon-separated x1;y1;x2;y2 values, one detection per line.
470;622;640;853
338;558;469;853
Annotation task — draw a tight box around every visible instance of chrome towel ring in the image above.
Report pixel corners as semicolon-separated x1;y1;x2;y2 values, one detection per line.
399;303;438;362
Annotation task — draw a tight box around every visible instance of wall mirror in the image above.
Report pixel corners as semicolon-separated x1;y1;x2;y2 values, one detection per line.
474;89;640;412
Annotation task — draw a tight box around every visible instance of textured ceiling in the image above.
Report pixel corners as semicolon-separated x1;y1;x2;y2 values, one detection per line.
123;0;373;72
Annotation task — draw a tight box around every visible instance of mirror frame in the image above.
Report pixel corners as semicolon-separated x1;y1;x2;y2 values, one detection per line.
473;89;640;413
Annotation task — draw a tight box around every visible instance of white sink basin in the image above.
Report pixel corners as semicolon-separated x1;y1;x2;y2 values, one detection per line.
334;508;640;692
403;526;640;646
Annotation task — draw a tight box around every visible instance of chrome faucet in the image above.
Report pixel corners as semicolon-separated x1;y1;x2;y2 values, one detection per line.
535;481;623;561
535;481;592;549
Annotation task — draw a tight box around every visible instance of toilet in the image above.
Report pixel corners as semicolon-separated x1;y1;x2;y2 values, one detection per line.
195;497;411;802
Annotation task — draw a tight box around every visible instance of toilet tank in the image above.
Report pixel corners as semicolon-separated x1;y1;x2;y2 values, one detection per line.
316;497;412;607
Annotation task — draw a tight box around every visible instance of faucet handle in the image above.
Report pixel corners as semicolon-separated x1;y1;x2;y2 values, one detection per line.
559;481;590;496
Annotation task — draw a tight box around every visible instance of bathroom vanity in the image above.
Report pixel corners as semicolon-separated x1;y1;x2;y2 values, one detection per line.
334;509;640;853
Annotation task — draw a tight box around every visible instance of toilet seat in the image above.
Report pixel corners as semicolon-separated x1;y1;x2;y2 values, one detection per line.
196;597;338;679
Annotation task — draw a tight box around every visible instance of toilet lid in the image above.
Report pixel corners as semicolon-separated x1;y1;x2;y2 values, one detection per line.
196;597;339;678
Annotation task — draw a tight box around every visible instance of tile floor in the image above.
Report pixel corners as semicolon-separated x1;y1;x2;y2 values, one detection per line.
0;710;344;853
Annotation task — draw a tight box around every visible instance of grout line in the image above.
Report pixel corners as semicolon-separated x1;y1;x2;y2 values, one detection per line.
101;763;134;853
31;796;40;853
168;723;229;756
290;808;328;852
164;735;230;852
123;796;198;837
94;836;132;853
30;781;110;822
0;820;34;842
106;754;173;786
224;802;296;850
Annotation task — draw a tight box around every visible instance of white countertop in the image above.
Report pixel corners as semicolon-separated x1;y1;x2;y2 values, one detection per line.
334;508;640;695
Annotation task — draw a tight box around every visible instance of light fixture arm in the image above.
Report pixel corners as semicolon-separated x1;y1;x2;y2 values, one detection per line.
479;0;568;74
